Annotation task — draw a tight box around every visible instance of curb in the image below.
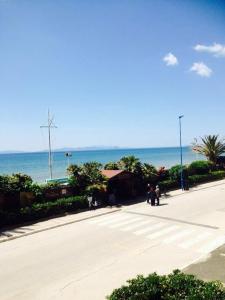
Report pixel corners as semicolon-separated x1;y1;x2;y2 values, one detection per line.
0;208;121;244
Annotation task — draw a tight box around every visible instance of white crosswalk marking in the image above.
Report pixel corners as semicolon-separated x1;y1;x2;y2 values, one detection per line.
147;225;179;239
98;215;132;226
122;220;154;232
88;213;124;224
109;217;141;228
87;213;225;256
198;236;225;254
179;232;212;249
163;229;195;244
134;222;166;235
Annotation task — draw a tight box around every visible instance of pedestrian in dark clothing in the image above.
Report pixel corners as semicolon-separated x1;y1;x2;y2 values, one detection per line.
146;183;151;204
149;187;157;206
155;185;160;206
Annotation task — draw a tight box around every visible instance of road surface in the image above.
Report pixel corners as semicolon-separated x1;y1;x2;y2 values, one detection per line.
0;180;225;299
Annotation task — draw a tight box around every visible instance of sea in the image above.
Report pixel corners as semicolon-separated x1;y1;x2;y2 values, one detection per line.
0;147;203;183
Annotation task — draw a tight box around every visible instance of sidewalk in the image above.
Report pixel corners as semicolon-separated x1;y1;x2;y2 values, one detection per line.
164;178;225;198
0;206;120;243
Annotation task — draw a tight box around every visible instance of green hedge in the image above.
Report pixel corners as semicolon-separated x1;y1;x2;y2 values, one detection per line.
188;160;212;175
107;270;225;300
159;179;179;191
0;196;88;228
189;171;225;186
159;171;225;192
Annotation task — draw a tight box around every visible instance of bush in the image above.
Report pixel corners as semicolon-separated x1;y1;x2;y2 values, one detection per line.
169;165;188;181
0;196;88;228
189;171;225;186
188;160;212;175
159;179;179;192
107;270;225;300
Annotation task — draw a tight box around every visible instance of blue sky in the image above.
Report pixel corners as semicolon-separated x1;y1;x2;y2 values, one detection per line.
0;0;225;151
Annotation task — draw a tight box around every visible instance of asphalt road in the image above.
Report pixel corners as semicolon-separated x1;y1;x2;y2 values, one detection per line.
0;180;225;300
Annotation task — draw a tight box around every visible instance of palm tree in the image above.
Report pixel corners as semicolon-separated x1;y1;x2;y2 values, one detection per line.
104;162;120;170
118;156;141;173
192;135;225;164
141;163;158;183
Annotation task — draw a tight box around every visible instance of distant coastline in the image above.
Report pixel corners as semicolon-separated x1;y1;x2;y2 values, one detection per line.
0;145;190;155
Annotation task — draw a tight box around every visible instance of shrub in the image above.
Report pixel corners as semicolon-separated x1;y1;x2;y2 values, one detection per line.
169;165;188;181
188;160;212;175
189;171;225;186
211;170;225;180
159;179;179;192
107;270;225;300
0;196;88;228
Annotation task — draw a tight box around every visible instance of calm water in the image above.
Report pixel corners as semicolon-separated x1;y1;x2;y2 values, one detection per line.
0;147;202;183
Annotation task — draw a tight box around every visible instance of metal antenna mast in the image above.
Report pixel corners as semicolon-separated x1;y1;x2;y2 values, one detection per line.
40;110;57;179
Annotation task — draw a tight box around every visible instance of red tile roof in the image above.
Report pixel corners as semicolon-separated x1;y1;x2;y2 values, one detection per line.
101;170;124;179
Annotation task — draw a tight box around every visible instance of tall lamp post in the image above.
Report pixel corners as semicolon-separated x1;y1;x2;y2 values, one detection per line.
179;115;184;190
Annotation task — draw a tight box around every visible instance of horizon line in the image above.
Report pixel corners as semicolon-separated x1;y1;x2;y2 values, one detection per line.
0;145;191;155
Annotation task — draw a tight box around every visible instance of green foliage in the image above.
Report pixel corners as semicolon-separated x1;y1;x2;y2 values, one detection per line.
107;270;225;300
67;164;82;177
189;171;225;186
0;196;88;228
82;162;104;184
0;173;33;194
85;183;107;196
159;179;179;191
0;175;11;194
117;157;158;184
118;156;142;174
188;160;212;175
9;173;33;191
169;165;188;181
141;163;158;183
104;162;120;170
67;162;105;193
192;135;225;164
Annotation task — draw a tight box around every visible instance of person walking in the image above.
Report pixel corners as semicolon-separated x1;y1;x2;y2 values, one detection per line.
155;185;161;206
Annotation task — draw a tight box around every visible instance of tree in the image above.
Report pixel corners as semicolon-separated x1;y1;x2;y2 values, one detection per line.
81;162;105;185
67;162;105;193
192;135;225;165
104;162;120;170
118;156;142;173
141;163;158;183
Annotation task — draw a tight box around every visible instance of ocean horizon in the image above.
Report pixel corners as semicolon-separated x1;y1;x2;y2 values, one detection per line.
0;146;203;183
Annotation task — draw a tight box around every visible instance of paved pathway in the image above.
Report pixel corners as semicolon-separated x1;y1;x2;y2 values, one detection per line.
0;207;120;243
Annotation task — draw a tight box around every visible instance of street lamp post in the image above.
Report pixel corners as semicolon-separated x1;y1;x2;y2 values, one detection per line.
179;115;184;190
65;152;72;168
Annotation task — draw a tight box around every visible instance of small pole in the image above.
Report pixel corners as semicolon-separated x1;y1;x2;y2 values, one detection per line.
41;110;57;179
179;115;184;190
65;152;72;168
